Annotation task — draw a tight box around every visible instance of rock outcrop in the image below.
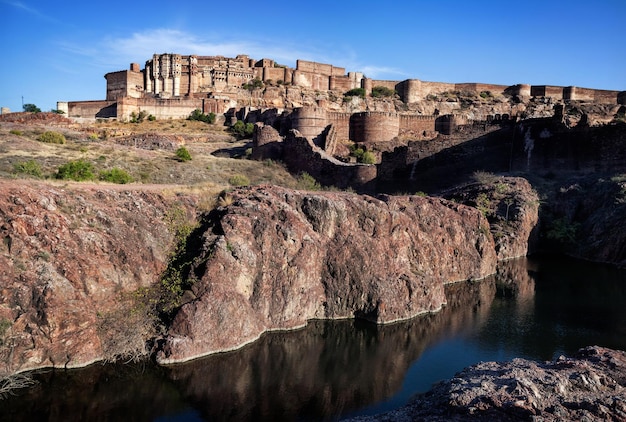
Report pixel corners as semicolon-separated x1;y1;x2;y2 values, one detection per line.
444;176;540;261
0;180;195;374
348;346;626;421
157;184;497;363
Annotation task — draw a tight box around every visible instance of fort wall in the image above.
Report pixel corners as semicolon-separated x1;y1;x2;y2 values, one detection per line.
289;107;328;144
282;129;376;193
117;97;202;121
66;100;117;119
455;83;508;95
105;69;144;101
399;114;437;134
531;85;564;99
350;112;400;144
327;111;351;141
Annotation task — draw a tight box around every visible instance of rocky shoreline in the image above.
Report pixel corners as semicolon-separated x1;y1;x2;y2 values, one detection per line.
347;346;626;421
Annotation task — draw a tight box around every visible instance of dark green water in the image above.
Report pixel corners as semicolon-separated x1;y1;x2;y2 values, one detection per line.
1;256;626;421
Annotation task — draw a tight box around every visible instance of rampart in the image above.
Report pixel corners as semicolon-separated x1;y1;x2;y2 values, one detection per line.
351;112;400;143
282;130;377;193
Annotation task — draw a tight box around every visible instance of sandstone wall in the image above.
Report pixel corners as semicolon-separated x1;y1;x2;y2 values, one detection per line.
117;97;203;121
350;112;400;144
327;111;351;141
282;130;377;191
455;83;508;95
105;70;144;101
399;114;436;134
531;85;564;99
289;107;328;145
66;100;117;119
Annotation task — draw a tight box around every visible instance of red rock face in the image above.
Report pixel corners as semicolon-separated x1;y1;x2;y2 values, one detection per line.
158;185;498;363
0;181;192;373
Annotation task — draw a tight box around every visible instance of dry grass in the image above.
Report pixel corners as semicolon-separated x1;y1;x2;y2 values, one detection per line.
0;117;300;195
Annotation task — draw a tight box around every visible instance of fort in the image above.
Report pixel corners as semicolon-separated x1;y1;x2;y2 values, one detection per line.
52;53;624;128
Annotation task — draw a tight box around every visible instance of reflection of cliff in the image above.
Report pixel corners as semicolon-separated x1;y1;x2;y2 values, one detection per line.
161;278;498;421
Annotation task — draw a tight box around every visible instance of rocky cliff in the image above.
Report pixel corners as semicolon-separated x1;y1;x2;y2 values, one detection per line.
0;179;538;373
157;184;498;363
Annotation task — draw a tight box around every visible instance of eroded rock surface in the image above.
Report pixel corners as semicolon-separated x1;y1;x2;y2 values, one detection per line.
444;176;540;261
0;180;195;373
348;346;626;421
158;184;497;363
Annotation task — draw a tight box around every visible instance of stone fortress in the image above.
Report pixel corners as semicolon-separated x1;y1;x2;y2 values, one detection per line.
58;53;625;141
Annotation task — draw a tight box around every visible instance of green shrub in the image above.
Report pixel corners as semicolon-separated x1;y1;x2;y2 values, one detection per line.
99;167;133;184
231;121;254;138
188;109;215;124
371;86;396;98
13;160;43;178
228;174;250;187
147;114;156;121
37;131;66;144
242;78;264;90
361;151;376;164
9;129;23;136
129;110;148;123
296;172;321;191
547;217;579;245
344;88;366;98
56;159;95;181
175;146;192;162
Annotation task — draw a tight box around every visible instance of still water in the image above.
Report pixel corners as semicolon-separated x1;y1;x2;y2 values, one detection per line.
2;256;626;421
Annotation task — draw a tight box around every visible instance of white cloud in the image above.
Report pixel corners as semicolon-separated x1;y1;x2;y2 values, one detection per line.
56;27;410;82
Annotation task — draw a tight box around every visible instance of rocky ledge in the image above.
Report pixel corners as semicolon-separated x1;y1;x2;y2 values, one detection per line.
348;346;626;421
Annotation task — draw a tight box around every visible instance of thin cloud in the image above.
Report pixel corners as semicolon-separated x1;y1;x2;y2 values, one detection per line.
100;29;311;69
3;0;60;23
59;27;400;81
358;65;408;80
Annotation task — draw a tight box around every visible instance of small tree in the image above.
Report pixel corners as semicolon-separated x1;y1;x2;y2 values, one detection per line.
23;103;41;113
231;121;254;138
13;160;43;178
188;109;216;124
175;146;192;162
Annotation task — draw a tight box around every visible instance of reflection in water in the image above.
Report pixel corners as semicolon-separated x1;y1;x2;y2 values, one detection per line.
1;257;626;421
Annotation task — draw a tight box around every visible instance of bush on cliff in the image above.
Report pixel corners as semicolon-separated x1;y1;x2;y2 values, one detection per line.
371;86;396;98
344;88;366;99
56;159;95;181
37;130;66;144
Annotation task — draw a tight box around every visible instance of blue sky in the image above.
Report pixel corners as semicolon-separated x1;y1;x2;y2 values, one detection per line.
1;0;624;112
